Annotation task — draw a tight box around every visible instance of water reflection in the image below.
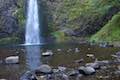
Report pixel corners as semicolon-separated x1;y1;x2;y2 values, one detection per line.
25;45;41;70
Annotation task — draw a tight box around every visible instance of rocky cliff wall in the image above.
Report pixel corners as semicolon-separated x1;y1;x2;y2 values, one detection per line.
0;0;20;38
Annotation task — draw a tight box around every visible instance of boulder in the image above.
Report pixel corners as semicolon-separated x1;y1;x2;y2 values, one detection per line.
76;74;83;80
86;62;100;69
116;51;120;57
20;71;37;80
42;51;53;56
58;66;67;72
61;74;69;80
35;64;52;74
114;70;120;75
53;69;59;73
5;56;19;64
67;70;79;76
96;60;109;66
78;66;96;75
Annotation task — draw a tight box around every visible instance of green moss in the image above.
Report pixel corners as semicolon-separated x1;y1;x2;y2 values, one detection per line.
14;0;25;27
0;37;20;45
61;0;119;21
91;12;120;42
51;31;70;42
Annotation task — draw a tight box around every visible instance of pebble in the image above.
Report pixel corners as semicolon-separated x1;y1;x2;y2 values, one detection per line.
57;49;62;52
74;58;84;63
75;48;80;53
42;51;53;56
67;70;79;76
86;54;95;59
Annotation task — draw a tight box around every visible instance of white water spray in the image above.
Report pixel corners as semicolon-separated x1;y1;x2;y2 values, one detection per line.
25;0;40;45
25;0;41;70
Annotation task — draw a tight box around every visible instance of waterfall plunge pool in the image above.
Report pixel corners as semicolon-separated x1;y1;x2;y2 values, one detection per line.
0;43;120;80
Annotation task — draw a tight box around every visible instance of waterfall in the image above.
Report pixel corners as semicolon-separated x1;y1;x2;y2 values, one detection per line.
25;46;41;70
25;0;40;45
24;0;41;70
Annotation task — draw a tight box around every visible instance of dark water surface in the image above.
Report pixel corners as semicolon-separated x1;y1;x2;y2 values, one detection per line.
0;43;120;80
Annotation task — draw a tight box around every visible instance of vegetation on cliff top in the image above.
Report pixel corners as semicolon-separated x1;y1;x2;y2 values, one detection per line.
14;0;25;27
91;12;120;42
48;0;120;42
0;0;120;44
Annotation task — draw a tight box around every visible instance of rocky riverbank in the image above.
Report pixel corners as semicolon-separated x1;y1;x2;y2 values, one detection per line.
20;51;120;80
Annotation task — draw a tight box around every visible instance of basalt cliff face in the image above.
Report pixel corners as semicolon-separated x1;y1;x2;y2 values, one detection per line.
0;0;19;37
0;0;25;44
42;0;120;36
0;0;120;44
42;0;120;42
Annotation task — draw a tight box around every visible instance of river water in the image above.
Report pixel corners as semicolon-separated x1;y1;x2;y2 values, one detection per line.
0;43;120;80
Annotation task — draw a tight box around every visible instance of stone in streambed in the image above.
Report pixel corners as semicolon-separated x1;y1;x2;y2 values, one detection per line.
114;70;120;75
116;51;120;57
86;62;101;69
86;54;95;59
74;58;84;63
78;66;96;75
5;56;19;64
95;60;109;66
75;48;80;53
67;70;79;76
62;74;69;80
58;66;67;72
42;51;53;56
57;49;62;51
20;71;37;80
35;64;52;75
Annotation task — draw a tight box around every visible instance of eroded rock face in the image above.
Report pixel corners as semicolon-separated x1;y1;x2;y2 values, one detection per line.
39;1;120;37
0;0;19;38
73;6;120;37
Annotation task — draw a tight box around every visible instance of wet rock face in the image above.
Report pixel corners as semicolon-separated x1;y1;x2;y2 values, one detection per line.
73;6;120;37
0;0;19;38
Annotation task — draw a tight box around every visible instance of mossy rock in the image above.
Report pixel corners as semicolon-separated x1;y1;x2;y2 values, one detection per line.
0;37;20;45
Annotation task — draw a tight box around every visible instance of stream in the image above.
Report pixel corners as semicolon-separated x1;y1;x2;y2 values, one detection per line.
0;43;120;80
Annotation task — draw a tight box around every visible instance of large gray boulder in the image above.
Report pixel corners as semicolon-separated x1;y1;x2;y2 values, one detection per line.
35;64;52;74
0;0;19;38
78;66;96;75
